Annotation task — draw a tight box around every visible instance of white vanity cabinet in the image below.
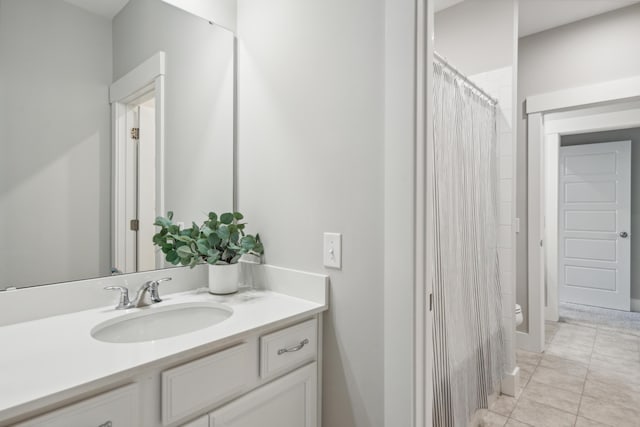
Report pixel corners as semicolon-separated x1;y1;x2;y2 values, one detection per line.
162;342;253;425
208;363;317;427
9;315;321;427
176;318;319;427
14;384;140;427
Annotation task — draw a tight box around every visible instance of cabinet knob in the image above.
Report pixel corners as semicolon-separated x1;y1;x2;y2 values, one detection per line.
620;231;629;238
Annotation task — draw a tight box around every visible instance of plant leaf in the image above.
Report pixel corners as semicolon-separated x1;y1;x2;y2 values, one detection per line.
154;216;172;228
220;212;234;225
196;239;210;254
166;250;179;264
174;235;193;244
177;245;194;258
208;233;221;247
189;257;199;268
241;235;256;250
217;225;230;240
233;212;244;220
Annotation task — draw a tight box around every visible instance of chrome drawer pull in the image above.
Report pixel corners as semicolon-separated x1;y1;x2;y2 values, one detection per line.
277;338;309;355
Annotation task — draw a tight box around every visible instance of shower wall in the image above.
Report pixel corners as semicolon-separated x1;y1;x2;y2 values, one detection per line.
434;0;519;390
470;67;516;376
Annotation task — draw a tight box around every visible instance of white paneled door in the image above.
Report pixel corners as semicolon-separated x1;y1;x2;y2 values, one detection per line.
558;140;631;311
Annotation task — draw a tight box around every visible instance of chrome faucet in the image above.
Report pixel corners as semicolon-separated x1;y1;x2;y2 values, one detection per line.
105;277;172;310
146;277;172;304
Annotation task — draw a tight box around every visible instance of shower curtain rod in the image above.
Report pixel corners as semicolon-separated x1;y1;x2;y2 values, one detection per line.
434;52;498;105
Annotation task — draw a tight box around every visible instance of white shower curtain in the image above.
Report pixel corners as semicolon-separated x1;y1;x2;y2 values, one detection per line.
432;60;505;427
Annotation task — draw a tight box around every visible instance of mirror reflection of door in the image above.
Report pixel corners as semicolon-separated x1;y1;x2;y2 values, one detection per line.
122;95;157;274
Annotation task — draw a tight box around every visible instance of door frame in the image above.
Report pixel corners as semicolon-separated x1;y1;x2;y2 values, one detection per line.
110;52;166;274
383;0;433;424
523;75;640;352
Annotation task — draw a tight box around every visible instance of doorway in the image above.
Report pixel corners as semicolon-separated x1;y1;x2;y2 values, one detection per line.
556;129;640;328
125;94;157;273
524;91;640;352
110;52;166;276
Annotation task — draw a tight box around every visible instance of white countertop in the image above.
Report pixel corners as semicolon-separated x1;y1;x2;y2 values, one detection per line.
0;288;326;422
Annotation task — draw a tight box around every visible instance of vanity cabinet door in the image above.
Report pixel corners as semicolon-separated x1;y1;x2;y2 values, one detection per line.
209;363;317;427
15;383;139;427
162;342;252;425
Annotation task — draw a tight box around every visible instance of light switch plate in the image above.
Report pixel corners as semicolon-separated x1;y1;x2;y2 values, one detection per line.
323;232;342;269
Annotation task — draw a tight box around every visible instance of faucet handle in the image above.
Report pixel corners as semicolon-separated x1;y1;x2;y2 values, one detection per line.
104;286;132;310
148;277;172;303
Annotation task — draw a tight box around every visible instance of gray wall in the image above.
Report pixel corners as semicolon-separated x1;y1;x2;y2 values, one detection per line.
517;3;640;327
434;0;515;76
236;0;385;425
0;0;112;288
561;129;640;301
113;0;235;226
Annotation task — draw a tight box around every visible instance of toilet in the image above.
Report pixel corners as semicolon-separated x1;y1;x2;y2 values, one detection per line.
515;304;523;327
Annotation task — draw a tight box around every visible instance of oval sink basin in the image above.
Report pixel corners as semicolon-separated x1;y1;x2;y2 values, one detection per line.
91;302;233;343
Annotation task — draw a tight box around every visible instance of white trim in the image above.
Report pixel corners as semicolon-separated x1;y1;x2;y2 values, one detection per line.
543;112;640;319
526;74;640;114
632;298;640;312
109;52;166;103
524;112;546;353
525;79;640;353
110;52;166;274
500;366;520;398
154;74;166;269
383;0;432;424
545;106;640;135
417;0;434;425
544;133;560;323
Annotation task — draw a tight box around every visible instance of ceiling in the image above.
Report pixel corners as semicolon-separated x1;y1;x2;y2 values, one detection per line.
63;0;129;19
519;0;640;37
435;0;640;38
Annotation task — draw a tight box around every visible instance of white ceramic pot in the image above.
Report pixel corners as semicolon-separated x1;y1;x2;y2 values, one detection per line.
208;263;239;295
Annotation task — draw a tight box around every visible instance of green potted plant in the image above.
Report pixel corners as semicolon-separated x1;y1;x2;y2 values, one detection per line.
153;211;264;294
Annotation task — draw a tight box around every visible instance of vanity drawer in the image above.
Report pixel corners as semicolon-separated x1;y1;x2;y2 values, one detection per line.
260;318;317;379
16;383;139;427
162;342;251;426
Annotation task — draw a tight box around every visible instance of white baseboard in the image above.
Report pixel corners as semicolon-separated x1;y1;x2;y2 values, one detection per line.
632;298;640;312
501;366;520;397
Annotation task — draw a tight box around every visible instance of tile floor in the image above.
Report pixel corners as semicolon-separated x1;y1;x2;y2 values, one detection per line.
480;320;640;427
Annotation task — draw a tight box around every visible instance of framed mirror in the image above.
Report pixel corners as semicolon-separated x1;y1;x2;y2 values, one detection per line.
0;0;235;290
